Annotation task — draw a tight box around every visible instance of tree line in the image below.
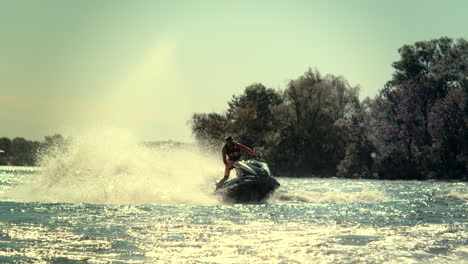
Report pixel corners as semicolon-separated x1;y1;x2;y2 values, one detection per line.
0;134;67;166
0;135;189;167
191;37;468;180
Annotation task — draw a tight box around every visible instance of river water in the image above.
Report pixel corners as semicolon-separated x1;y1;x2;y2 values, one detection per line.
0;165;466;264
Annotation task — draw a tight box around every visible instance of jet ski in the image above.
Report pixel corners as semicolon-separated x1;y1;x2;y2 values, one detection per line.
215;159;280;203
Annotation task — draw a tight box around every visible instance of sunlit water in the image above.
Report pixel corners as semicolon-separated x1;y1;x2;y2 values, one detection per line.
0;167;466;264
0;130;466;263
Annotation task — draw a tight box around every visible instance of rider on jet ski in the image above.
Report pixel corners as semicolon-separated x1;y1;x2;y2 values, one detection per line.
217;135;257;188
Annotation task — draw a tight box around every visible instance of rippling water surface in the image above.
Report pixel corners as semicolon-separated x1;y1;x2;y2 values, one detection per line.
0;166;466;264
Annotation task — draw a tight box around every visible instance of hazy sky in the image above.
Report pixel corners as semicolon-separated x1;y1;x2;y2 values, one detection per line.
1;0;467;142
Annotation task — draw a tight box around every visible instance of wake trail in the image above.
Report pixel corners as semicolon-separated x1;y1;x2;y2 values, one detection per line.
268;189;389;204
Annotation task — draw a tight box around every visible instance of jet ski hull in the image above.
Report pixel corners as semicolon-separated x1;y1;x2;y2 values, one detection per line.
215;175;280;203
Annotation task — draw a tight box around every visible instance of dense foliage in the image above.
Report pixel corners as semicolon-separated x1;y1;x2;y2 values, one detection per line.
370;37;468;180
191;37;468;180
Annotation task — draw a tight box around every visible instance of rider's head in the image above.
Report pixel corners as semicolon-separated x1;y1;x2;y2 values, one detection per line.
225;135;234;147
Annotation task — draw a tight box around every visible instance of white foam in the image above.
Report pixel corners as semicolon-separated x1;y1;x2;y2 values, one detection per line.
6;128;221;205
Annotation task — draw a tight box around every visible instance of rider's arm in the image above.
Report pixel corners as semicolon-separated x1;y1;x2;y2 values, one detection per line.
236;143;257;158
222;146;228;166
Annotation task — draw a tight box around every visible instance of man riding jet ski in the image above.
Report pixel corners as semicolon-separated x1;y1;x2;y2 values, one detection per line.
218;135;258;187
215;136;280;202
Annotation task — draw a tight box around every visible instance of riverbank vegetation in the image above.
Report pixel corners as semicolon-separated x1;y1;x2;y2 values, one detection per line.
191;37;468;180
0;134;67;166
0;136;188;167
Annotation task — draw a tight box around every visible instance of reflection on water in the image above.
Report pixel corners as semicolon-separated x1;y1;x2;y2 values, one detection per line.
0;166;466;263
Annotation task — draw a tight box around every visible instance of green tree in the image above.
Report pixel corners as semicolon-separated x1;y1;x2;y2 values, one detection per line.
190;112;228;151
0;137;12;165
279;69;360;175
10;137;39;166
0;137;12;153
371;37;468;179
225;83;284;158
427;89;466;179
336;100;377;179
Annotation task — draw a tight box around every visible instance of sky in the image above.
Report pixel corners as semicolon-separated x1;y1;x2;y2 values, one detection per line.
1;0;467;142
